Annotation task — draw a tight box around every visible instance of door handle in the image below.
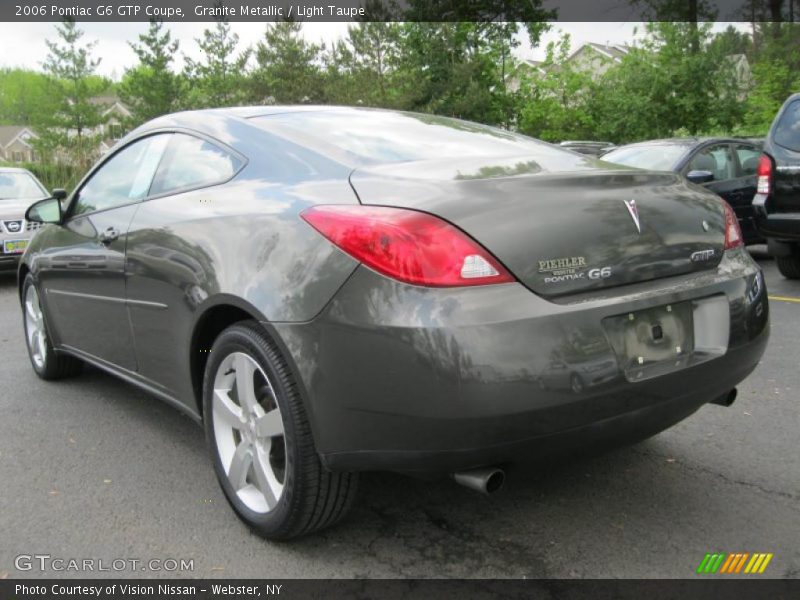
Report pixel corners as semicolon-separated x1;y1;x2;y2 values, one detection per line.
99;227;120;245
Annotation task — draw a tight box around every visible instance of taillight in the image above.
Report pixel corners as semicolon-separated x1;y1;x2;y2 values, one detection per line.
301;205;515;287
756;154;772;195
722;200;743;250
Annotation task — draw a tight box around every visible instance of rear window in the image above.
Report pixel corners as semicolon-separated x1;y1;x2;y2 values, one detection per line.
601;144;688;171
0;172;46;200
774;99;800;153
255;111;549;164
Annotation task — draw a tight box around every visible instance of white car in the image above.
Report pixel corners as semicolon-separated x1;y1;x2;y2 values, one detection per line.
0;167;49;271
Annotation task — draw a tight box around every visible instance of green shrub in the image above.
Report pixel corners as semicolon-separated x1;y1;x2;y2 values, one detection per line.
19;162;82;194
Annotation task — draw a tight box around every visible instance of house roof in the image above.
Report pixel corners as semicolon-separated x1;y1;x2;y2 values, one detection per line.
88;95;132;119
88;95;123;107
585;42;630;60
0;125;36;148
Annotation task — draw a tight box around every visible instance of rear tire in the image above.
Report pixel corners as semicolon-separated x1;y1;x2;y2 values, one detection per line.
203;320;357;540
775;244;800;279
21;275;82;380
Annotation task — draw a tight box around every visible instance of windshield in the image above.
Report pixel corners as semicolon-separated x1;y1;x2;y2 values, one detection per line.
601;144;688;171
256;110;552;164
0;172;47;200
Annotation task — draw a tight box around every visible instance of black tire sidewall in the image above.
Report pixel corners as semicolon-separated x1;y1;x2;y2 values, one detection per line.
202;323;300;537
776;246;800;279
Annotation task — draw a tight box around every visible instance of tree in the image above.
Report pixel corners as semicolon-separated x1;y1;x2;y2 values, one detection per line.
516;35;598;141
743;22;800;132
345;21;402;107
0;69;59;125
119;20;182;124
322;39;359;105
252;21;324;104
184;20;251;108
589;22;745;142
710;24;753;57
37;19;108;169
393;22;514;125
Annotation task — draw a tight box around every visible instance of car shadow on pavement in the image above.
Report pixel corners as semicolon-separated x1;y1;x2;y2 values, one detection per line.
277;437;692;577
0;271;17;289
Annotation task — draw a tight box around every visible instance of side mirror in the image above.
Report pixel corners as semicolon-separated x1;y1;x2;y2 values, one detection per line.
52;188;68;201
26;197;63;225
687;170;714;185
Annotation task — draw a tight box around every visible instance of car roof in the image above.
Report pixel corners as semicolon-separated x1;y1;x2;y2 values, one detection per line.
612;137;760;149
121;105;414;160
138;105;388;131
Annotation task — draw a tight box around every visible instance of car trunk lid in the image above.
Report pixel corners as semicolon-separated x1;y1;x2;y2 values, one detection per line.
349;155;727;297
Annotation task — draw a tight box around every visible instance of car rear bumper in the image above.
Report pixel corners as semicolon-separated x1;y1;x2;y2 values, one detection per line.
754;213;800;241
753;195;800;242
270;248;769;473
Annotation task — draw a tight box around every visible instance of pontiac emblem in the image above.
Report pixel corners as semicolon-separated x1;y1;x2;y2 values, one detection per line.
624;199;641;234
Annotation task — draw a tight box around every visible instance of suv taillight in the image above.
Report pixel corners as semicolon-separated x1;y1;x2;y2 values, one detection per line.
723;200;743;250
756;154;773;195
301;205;515;287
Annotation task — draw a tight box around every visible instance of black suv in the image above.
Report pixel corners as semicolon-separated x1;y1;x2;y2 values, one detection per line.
754;93;800;278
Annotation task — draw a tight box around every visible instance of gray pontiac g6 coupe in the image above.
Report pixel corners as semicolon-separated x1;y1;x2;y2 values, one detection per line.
19;107;769;539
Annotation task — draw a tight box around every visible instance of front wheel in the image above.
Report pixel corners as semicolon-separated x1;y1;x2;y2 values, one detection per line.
775;244;800;279
21;275;82;380
203;321;357;540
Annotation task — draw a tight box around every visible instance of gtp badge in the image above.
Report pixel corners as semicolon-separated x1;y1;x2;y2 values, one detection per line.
624;199;641;234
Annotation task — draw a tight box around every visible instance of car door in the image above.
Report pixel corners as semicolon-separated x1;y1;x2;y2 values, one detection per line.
124;133;244;404
731;143;762;243
685;144;741;205
37;135;170;370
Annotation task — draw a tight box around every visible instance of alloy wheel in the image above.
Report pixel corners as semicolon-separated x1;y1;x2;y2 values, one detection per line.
212;352;287;514
24;285;47;369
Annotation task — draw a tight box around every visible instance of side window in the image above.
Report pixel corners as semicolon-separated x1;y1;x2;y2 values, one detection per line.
149;134;242;196
775;100;800;152
734;144;761;177
72;135;170;216
688;145;734;181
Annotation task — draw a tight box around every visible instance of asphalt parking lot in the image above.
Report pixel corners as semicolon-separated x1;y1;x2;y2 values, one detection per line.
0;247;798;579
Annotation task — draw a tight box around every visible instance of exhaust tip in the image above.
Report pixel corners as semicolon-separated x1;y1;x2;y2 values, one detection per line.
485;470;505;494
452;467;505;495
711;388;737;407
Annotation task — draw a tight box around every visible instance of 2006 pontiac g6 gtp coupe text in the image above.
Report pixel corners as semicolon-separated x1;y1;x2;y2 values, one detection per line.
19;107;769;539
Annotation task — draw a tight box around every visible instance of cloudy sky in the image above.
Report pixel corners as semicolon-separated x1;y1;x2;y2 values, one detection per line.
0;21;748;80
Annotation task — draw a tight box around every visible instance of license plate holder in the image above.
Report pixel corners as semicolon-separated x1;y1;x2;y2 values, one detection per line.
3;239;28;254
603;301;695;381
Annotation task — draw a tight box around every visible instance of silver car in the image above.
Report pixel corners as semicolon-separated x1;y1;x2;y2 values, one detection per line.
0;167;49;271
